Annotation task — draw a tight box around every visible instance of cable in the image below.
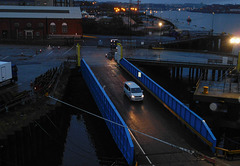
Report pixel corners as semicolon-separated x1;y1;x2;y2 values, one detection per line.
34;120;98;161
46;114;94;154
47;95;195;155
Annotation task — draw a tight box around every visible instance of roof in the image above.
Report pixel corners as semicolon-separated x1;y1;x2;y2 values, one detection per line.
0;61;10;65
0;6;82;19
125;81;140;88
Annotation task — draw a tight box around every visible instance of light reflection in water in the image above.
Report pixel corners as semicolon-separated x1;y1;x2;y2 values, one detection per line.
60;115;99;166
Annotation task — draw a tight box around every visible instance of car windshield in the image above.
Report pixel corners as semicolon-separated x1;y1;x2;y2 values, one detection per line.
131;88;142;93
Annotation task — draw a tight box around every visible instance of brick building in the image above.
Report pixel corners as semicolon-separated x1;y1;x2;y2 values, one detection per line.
0;5;82;40
0;0;73;7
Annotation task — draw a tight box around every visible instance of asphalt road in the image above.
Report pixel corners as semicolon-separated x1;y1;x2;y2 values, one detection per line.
82;46;215;166
0;44;74;93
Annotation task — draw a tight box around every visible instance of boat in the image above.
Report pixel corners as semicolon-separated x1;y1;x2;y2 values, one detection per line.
187;16;191;23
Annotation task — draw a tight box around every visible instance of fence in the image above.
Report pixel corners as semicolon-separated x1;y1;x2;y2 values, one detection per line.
120;58;217;152
81;59;134;165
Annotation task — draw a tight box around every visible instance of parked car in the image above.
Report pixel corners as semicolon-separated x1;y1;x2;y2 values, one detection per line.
105;51;114;60
123;81;144;101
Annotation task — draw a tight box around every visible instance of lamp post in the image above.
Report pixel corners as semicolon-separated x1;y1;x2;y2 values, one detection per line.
230;37;240;73
158;22;163;44
211;12;215;35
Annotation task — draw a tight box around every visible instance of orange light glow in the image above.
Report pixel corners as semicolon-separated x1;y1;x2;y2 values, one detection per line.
130;7;138;11
114;7;120;13
121;8;126;12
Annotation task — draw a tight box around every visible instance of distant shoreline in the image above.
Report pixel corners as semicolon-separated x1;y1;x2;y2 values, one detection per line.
190;10;240;14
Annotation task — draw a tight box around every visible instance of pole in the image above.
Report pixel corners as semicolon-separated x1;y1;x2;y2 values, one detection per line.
211;12;214;35
160;26;161;44
237;51;240;73
159;22;162;45
117;43;123;59
76;43;81;67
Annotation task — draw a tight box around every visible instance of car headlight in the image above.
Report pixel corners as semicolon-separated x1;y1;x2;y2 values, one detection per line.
131;95;135;98
141;95;144;98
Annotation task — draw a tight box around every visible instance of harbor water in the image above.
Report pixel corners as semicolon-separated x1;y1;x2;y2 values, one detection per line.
156;10;240;35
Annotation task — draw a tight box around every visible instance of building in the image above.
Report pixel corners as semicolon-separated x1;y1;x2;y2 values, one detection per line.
0;0;73;6
54;0;73;7
0;6;82;40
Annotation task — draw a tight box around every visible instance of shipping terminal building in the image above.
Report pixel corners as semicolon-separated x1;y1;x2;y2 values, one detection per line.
0;5;83;40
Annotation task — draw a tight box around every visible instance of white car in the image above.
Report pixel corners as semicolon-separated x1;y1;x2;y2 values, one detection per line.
123;81;144;101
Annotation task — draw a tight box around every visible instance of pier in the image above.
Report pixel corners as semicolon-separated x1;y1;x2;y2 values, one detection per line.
126;57;236;81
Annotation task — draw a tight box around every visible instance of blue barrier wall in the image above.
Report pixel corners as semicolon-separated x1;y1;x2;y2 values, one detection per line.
120;58;217;152
81;59;134;165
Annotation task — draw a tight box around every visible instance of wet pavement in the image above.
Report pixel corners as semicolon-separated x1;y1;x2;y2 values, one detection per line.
0;44;74;92
1;43;240;165
82;45;240;165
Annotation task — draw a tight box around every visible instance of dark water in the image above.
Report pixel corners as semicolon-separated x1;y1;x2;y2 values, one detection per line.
59;69;126;166
0;69;126;166
157;11;240;36
60;115;99;166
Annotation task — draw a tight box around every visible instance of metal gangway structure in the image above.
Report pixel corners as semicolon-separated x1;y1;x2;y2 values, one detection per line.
77;43;240;165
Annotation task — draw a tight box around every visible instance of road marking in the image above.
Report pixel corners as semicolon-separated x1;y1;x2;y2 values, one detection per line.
128;129;153;165
62;46;74;56
1;56;9;60
46;50;54;56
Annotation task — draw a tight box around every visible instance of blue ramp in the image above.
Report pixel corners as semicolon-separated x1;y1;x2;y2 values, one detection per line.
120;58;216;152
81;59;134;165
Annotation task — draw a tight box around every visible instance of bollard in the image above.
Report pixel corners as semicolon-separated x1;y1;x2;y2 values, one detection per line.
203;86;209;94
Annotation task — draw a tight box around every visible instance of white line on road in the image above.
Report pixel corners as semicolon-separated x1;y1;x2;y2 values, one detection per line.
62;46;74;56
129;129;153;165
1;56;9;60
46;50;54;56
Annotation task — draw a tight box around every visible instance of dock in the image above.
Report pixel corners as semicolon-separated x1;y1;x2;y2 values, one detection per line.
194;79;240;103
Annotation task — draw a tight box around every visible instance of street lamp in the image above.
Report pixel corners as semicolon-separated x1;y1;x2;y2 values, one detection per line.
230;37;240;44
230;37;240;72
159;22;163;44
211;12;215;35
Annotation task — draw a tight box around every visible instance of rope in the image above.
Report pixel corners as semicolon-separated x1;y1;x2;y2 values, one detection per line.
47;95;195;155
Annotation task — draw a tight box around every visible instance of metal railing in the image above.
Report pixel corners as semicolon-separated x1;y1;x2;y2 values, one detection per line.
120;58;217;152
81;59;134;165
215;147;240;160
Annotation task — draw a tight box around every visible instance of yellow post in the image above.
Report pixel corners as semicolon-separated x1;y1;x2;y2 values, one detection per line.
76;43;81;67
117;43;123;59
237;51;240;72
203;86;209;94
